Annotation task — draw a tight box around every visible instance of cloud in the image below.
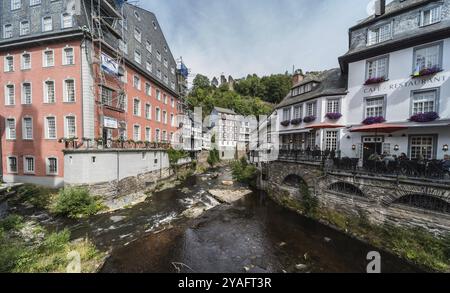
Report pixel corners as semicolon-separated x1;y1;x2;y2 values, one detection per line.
142;0;373;80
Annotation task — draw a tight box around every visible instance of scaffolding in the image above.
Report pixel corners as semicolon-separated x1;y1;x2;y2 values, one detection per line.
83;0;127;140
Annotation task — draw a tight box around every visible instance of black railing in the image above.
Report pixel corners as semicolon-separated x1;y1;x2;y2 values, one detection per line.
278;149;450;181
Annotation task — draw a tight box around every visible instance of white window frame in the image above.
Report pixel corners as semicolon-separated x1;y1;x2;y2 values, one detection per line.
5;118;16;140
7;156;18;174
61;13;73;29
146;41;152;53
325;130;339;151
63;78;76;103
367;22;392;46
134;50;141;64
409;135;436;160
133;98;141;116
42;16;53;32
364;96;385;118
411;89;438;115
46;157;58;175
3;24;13;39
133;75;141;90
366;56;389;80
420;5;442;27
145;103;151;119
62;46;75;65
306;101;317;117
134;28;142;43
155;107;161;122
23;156;36;175
145;127;151;142
145;82;152;95
4;55;14;72
43;80;56;103
64;115;77;138
22;116;33;140
133;124;141;141
413;42;442;73
21;82;32;105
21;52;31;70
43;49;55;67
5;84;15;105
11;0;21;10
30;0;41;6
326;98;340;114
45;116;57;139
20;20;30;36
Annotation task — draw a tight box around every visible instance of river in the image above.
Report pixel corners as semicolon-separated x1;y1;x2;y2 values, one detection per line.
5;167;421;273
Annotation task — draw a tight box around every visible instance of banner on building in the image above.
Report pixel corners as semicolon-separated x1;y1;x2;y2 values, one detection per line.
101;53;119;76
104;116;118;129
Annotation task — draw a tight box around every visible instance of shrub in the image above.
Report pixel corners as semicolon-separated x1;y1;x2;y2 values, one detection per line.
0;214;24;231
231;157;258;188
53;187;104;218
300;182;318;216
15;184;54;209
207;149;221;167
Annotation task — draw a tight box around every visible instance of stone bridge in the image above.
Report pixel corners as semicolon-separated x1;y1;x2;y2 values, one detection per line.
261;161;450;235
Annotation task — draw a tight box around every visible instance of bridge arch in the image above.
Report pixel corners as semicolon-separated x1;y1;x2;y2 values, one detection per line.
393;194;450;214
327;182;365;197
282;174;307;189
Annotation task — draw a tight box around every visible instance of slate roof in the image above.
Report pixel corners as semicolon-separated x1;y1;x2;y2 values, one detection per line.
213;107;237;115
276;69;348;109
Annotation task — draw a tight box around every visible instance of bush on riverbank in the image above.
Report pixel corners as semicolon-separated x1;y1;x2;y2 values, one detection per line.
0;215;104;273
207;149;221;167
231;157;258;188
14;184;57;209
53;187;105;219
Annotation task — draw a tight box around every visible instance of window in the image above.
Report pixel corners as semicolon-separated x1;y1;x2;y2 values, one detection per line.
45;116;56;139
367;56;388;80
24;157;35;174
306;101;317;117
145;127;151;142
47;158;58;175
163;58;168;68
43;50;54;67
22;82;32;104
162;131;167;142
118;93;127;111
293;105;303;119
325;131;338;151
420;6;441;27
134;11;141;21
133;125;141;141
412;90;437;115
134;28;141;43
367;23;392;45
21;53;31;70
23;117;33;140
170;113;175;126
133;98;141;116
101;86;113;106
155;107;161;122
7;157;18;173
146;41;152;53
413;43;441;74
65;116;76;138
6;118;16;139
156;51;161;61
5;84;15;105
20;21;30;36
157;69;162;78
42;16;53;32
156;89;161;101
134;50;141;64
164;75;168;84
11;0;21;10
44;80;55;103
326;99;340;114
3;24;13;39
163;111;167;124
171;67;175;75
365;97;384;118
30;0;41;6
63;47;74;65
410;136;435;160
64;79;75;102
145;82;151;95
62;13;73;28
163;94;167;104
119;40;128;54
146;61;152;72
4;56;14;72
171;97;174;108
145;103;151;119
133;75;141;90
155;129;160;142
282;108;291;121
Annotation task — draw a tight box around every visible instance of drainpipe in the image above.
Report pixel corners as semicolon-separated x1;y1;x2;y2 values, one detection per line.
116;150;120;197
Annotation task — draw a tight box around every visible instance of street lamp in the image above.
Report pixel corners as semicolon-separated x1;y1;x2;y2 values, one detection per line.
443;144;449;152
352;144;357;151
394;145;400;152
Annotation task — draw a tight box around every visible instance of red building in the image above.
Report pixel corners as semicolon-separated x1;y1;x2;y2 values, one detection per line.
0;1;181;187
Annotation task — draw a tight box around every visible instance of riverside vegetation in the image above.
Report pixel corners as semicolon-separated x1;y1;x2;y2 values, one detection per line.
272;180;450;272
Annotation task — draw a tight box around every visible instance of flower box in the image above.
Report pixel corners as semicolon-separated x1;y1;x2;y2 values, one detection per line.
412;66;442;78
291;118;302;125
362;116;385;125
409;112;439;123
325;113;342;120
364;77;386;85
303;116;316;123
281;120;291;127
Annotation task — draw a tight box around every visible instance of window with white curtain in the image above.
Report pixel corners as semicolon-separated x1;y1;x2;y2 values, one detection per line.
420;6;442;26
367;23;392;45
46;116;56;139
412;90;437;115
6;118;16;139
65;116;76;138
367;57;388;79
23;117;33;140
365;97;384;118
414;44;441;73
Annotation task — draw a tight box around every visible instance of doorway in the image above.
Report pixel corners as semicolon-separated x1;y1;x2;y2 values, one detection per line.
362;136;383;165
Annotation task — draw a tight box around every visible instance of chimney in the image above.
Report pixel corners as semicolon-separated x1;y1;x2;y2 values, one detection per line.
375;0;386;17
292;69;305;86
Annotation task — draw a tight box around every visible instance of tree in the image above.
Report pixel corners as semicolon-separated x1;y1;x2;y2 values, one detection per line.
192;74;211;91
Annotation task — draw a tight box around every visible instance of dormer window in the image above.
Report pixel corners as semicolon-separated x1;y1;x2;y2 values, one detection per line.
420;6;441;27
367;22;392;46
292;82;317;96
134;11;141;21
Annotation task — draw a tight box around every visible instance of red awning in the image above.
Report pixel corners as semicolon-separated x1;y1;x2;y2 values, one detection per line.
350;123;408;133
306;123;345;130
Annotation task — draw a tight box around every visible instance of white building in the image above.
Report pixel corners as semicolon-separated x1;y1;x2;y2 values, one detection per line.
208;107;240;160
339;0;450;162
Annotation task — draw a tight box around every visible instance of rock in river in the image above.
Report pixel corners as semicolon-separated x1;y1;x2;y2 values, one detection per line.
208;189;252;204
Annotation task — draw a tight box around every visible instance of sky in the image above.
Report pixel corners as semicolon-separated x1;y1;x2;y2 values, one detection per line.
140;0;387;81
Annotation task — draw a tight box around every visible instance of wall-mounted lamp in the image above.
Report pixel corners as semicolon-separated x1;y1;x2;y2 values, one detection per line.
443;144;449;152
402;134;406;137
388;134;393;138
394;145;400;152
347;135;351;139
352;144;357;151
